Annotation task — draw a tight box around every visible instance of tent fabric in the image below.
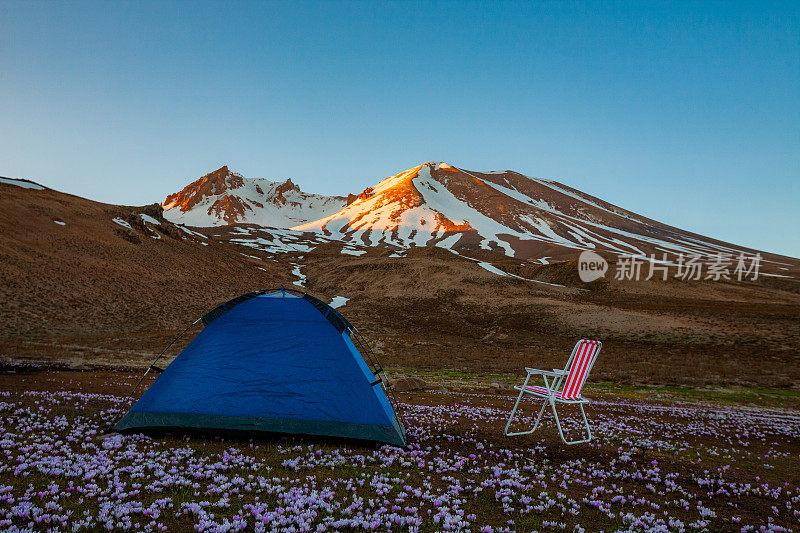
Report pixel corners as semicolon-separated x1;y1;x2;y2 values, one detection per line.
115;291;406;447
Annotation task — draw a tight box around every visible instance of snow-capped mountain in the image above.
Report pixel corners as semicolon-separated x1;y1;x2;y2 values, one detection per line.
291;161;774;261
162;166;347;227
163;162;795;270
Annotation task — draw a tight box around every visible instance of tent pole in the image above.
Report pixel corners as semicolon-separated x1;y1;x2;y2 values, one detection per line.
349;326;408;432
104;317;202;434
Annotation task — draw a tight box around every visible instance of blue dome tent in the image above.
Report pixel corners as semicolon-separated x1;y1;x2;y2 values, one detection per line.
114;288;407;447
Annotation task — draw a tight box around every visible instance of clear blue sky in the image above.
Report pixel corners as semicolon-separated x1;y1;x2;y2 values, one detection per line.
1;1;798;257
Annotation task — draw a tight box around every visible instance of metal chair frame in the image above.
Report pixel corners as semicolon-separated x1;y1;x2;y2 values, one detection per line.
504;340;602;445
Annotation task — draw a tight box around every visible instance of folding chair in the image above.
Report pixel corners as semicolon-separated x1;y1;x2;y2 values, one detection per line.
504;339;602;445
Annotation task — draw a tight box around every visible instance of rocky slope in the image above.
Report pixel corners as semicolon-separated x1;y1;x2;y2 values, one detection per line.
293;162;797;272
161;163;799;279
162;166;347;227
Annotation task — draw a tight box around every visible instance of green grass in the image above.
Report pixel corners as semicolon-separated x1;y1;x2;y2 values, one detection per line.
386;366;800;408
588;381;800;408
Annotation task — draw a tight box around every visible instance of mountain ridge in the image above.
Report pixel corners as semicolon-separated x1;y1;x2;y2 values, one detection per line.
162;165;347;227
158;162;799;271
288;161;788;265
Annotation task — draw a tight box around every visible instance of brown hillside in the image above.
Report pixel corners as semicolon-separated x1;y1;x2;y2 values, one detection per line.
0;180;289;365
1;178;798;388
286;244;800;388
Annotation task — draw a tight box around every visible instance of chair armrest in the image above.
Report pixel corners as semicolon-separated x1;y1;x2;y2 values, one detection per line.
525;368;561;377
552;369;567;375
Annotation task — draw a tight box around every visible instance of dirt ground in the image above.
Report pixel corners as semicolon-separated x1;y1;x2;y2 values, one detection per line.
4;244;799;389
1;368;798;531
2;185;798;390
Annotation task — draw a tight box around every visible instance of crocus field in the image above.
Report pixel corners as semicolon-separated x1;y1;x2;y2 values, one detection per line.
1;370;799;532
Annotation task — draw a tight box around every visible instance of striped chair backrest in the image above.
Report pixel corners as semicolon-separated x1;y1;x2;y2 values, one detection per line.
560;340;602;400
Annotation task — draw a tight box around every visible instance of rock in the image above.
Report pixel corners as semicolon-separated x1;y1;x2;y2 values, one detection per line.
487;382;504;394
68;361;88;370
141;203;164;220
391;377;428;392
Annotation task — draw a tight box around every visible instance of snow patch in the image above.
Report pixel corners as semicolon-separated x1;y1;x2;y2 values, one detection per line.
447;248;571;288
0;177;45;190
140;214;161;225
477;262;509;277
329;296;349;309
176;224;208;239
434;233;461;249
112;217;133;230
226;228;333;255
414;166;518;255
341;248;367;256
291;264;306;286
527;176;643;223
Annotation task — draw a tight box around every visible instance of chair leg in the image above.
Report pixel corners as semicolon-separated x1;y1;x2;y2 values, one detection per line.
504;386;529;436
579;403;593;442
531;400;548;432
552;400;593;445
505;374;535;436
506;389;550;437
